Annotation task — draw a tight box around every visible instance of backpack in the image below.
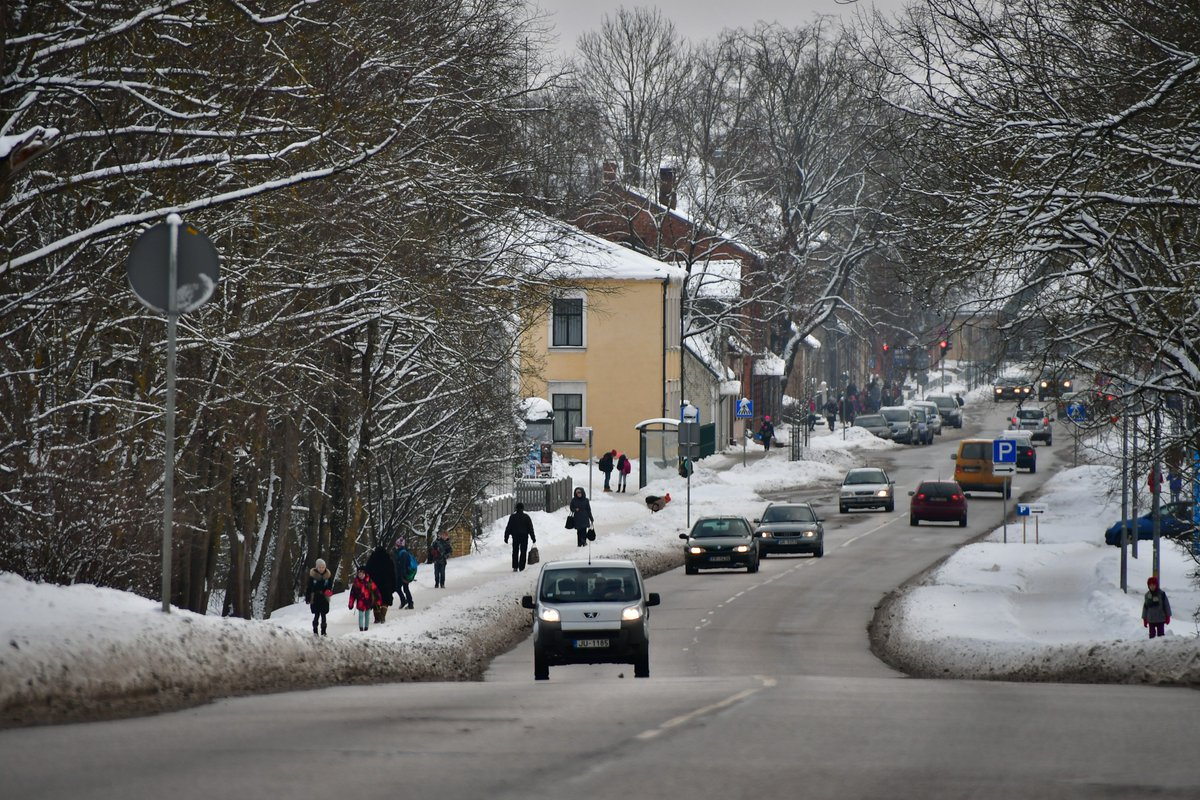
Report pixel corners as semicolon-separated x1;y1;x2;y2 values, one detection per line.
404;551;418;582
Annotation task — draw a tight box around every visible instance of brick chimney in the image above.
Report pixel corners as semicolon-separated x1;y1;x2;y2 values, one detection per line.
658;167;677;209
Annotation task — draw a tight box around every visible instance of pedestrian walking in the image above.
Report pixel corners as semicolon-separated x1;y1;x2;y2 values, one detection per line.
392;537;417;609
808;398;817;432
504;502;537;571
824;398;838;432
1142;576;1172;639
348;565;381;632
569;487;594;547
759;415;776;453
364;545;396;624
429;530;453;588
616;452;631;493
304;558;334;636
599;449;616;492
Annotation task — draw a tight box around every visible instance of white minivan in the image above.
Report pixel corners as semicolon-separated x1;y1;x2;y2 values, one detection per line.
521;558;660;680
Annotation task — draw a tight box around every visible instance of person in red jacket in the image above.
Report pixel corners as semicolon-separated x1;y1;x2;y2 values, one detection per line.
348;565;381;632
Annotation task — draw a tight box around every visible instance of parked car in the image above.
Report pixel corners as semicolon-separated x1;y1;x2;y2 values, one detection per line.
927;394;963;428
994;377;1034;403
1103;502;1200;546
909;406;935;445
521;558;661;680
995;429;1037;472
909;480;968;527
680;515;759;573
852;413;894;440
1009;407;1053;444
839;467;896;513
878;406;918;444
753;502;824;558
910;399;943;435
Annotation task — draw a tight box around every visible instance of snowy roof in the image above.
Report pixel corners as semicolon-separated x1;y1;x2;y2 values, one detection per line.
509;215;686;284
685;330;736;381
520;396;553;422
688;258;744;301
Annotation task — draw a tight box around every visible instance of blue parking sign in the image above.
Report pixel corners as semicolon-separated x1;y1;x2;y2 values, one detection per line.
993;439;1017;463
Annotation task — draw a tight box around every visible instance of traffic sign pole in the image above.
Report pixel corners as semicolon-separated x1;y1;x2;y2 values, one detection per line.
160;215;180;614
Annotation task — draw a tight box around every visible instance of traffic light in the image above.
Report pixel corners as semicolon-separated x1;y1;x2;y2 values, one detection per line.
882;343;890;352
938;339;949;352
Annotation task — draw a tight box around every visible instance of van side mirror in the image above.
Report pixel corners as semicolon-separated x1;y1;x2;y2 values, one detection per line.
951;454;958;460
646;593;661;607
678;532;689;540
521;595;535;609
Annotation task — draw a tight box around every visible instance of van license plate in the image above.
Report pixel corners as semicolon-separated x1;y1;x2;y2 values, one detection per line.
574;639;608;649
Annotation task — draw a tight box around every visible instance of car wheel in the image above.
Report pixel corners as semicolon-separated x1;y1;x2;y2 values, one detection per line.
814;544;824;558
634;648;650;678
685;562;698;575
1030;464;1037;474
910;514;919;526
885;501;895;512
748;557;759;574
534;647;549;681
759;550;768;559
959;515;968;528
839;504;848;514
1046;437;1052;446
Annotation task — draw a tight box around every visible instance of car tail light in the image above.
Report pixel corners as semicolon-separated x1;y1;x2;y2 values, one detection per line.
950;493;961;500
916;493;927;500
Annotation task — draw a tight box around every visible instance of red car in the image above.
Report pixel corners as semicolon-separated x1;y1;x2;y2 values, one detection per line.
909;480;968;527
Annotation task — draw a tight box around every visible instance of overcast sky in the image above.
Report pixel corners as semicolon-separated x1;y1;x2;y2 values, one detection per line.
535;0;912;52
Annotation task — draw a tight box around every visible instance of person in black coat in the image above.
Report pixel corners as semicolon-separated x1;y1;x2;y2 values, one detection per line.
364;545;396;624
569;487;594;547
504;502;537;571
304;558;335;636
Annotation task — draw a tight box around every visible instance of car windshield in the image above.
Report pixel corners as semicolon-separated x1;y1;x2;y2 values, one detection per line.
1016;409;1043;420
918;482;960;498
691;518;750;538
540;567;640;603
854;415;886;427
911;408;928;421
845;469;887;485
761;505;817;523
881;409;909;422
930;397;956;410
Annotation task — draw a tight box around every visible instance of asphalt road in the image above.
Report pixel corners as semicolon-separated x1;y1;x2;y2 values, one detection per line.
4;403;1198;799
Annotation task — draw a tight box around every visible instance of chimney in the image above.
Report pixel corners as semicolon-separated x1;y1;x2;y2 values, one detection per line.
658;167;677;209
602;161;618;184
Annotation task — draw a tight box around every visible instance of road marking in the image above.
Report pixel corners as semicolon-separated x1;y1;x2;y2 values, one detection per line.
636;680;771;739
841;518;893;548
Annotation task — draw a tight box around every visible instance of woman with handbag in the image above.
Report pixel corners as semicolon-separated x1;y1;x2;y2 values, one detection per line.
569;487;594;547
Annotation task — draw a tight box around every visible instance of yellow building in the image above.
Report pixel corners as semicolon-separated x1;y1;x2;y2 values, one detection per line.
520;226;686;462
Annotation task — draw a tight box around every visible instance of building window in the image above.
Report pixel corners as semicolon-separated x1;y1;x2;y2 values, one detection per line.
551;384;585;442
552;297;584;347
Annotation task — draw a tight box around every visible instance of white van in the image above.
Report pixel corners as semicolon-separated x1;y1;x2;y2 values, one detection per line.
521;558;660;680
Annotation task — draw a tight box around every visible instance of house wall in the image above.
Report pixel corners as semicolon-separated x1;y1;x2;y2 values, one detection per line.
521;279;681;462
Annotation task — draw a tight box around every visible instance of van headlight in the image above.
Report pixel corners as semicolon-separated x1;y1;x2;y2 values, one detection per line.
539;607;561;623
621;605;643;621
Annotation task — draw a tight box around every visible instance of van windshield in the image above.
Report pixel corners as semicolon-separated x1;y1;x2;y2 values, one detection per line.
540;567;640;603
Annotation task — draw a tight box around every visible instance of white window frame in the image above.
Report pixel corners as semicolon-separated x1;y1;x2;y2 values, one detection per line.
549;381;587;444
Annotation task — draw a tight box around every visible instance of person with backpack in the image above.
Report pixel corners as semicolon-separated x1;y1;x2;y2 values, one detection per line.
1142;576;1172;639
429;530;454;588
598;449;616;492
616;452;631;493
504;502;537;572
348;565;381;632
392;538;417;609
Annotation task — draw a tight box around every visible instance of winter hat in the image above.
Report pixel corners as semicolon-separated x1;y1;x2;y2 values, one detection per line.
515;502;525;512
394;537;405;548
315;558;326;570
764;415;771;421
1148;576;1159;587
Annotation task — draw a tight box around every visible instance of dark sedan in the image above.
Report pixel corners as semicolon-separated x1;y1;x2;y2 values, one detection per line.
1104;502;1198;545
993;378;1034;403
909;480;968;527
753;503;824;558
680;516;760;573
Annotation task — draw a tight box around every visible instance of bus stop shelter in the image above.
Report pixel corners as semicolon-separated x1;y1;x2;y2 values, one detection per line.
634;418;680;491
